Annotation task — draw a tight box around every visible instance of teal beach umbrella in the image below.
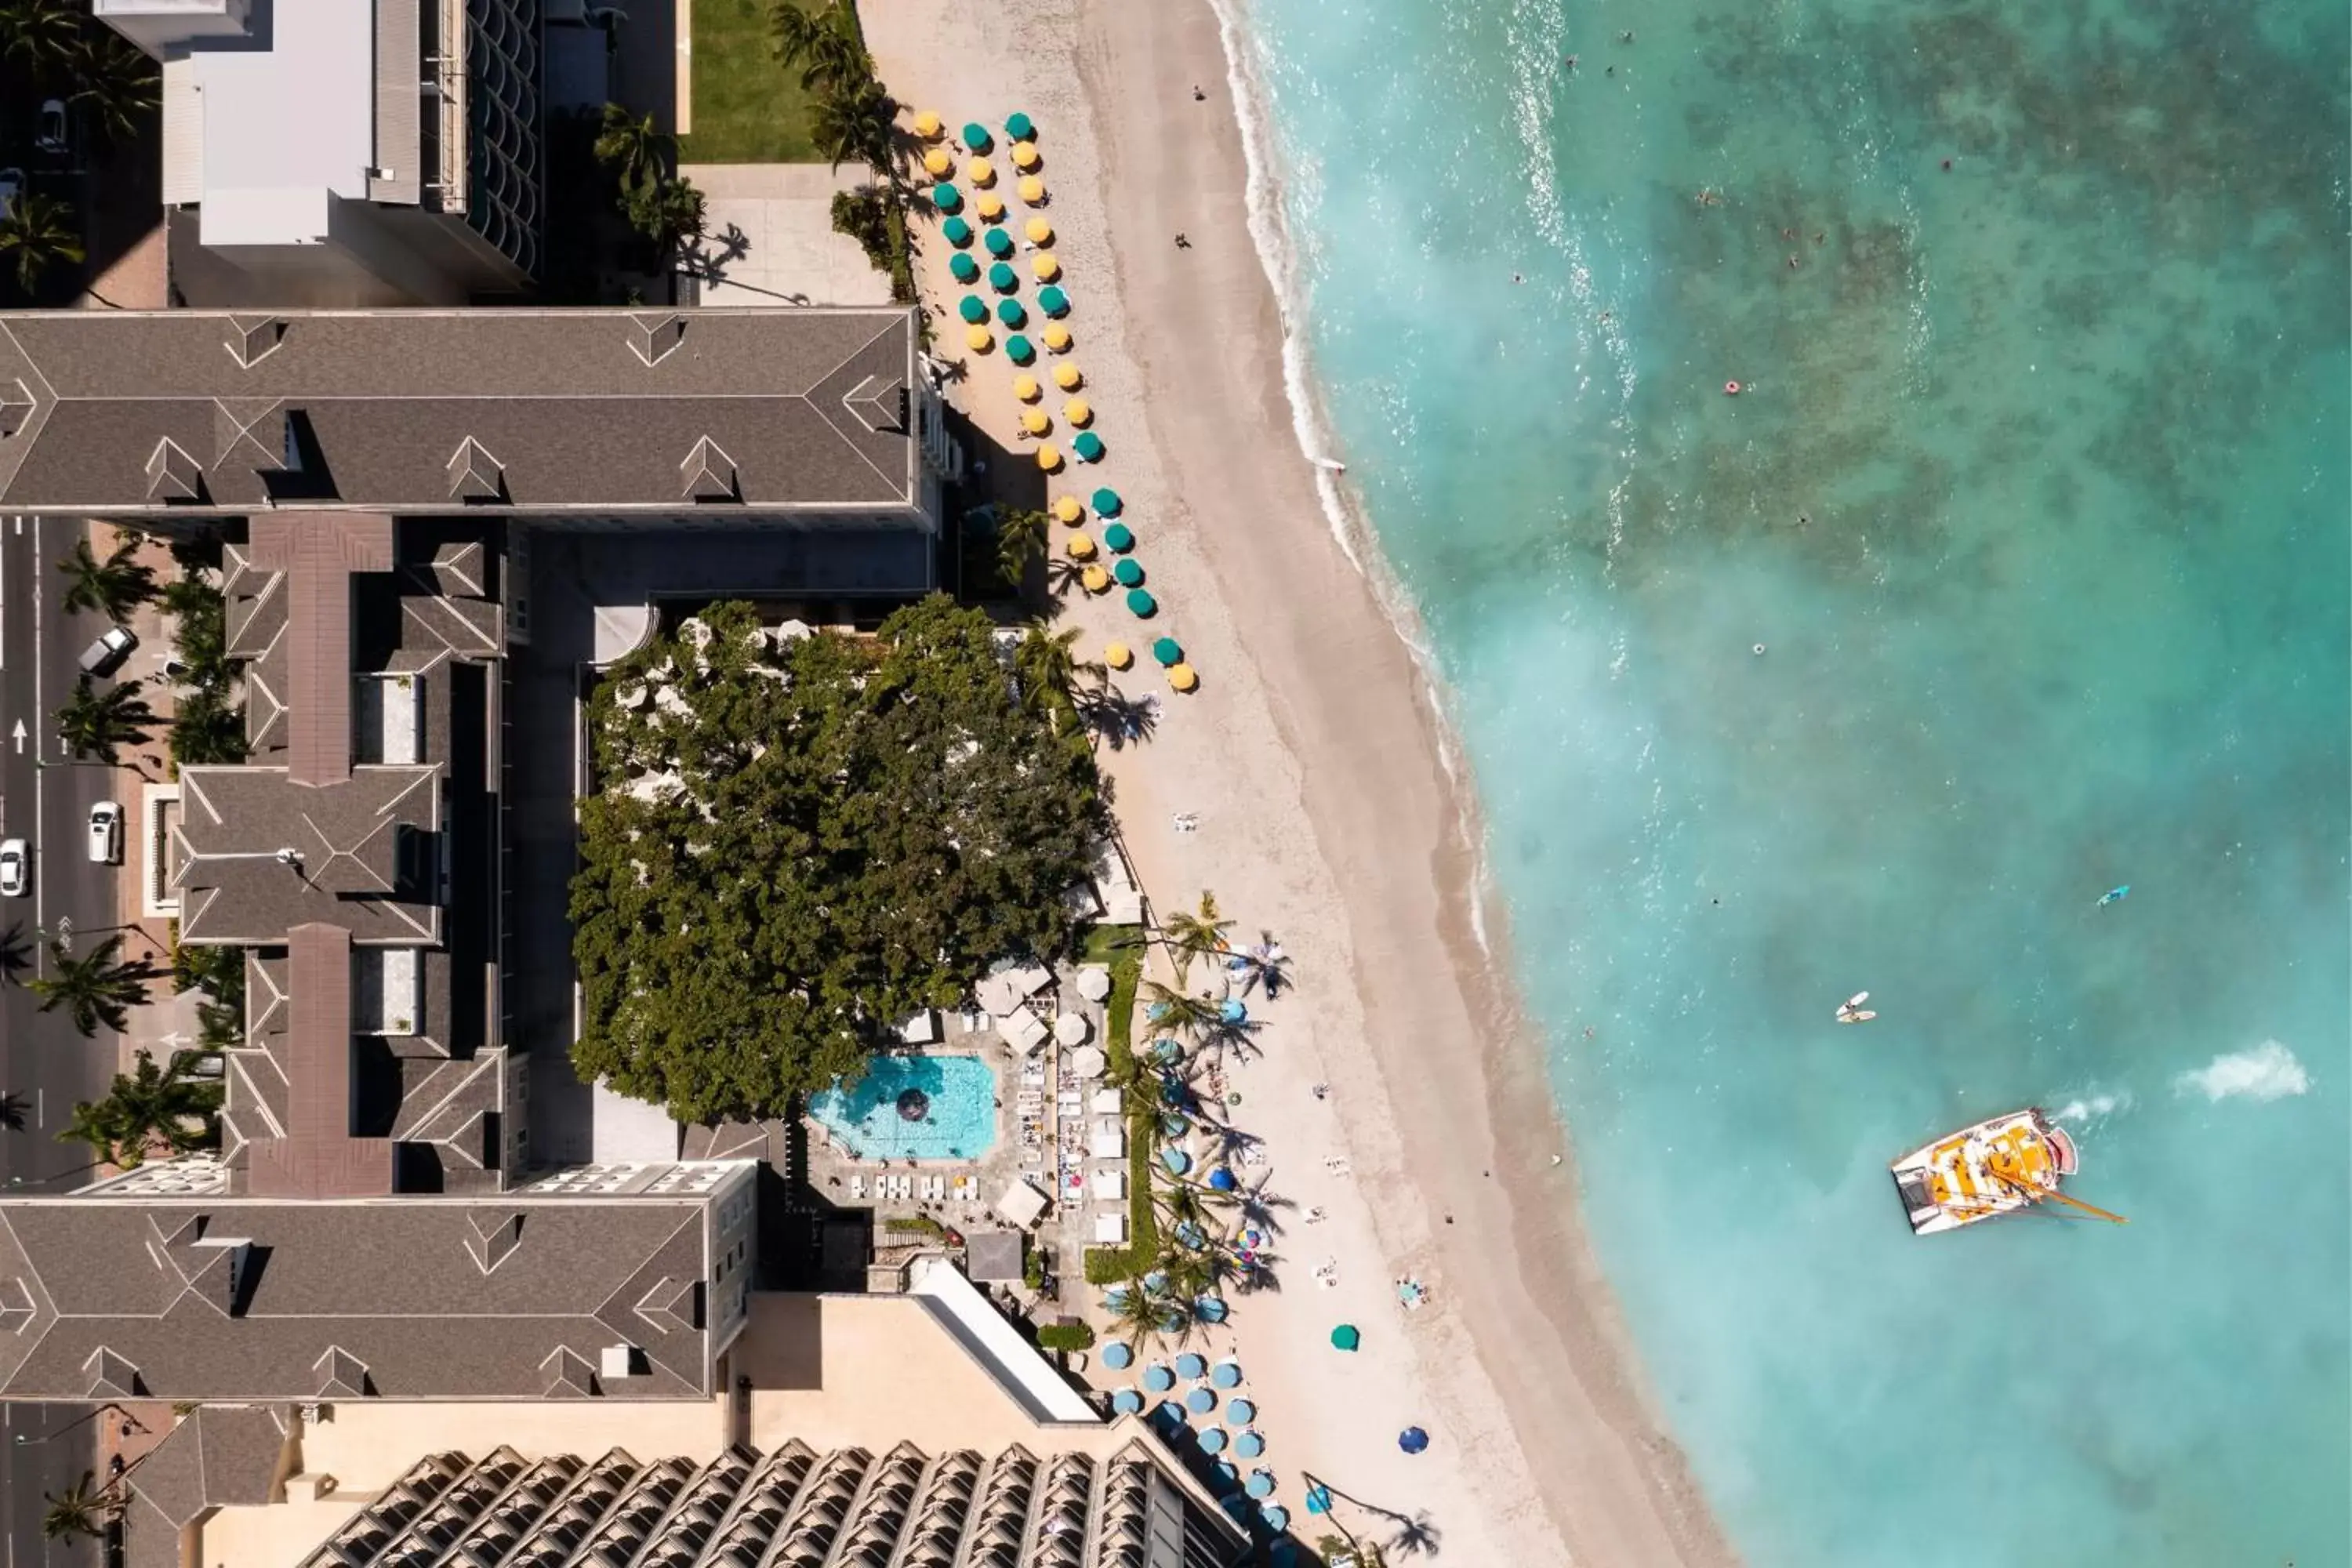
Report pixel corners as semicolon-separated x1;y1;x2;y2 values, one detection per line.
988;261;1018;292
985;227;1016;258
957;296;988;325
1036;285;1070;317
962;122;993;151
1091;486;1122;515
1126;589;1156;618
1006;112;1035;141
1005;336;1035;365
1102;522;1134;553
942;215;973;246
996;299;1027;328
1113;558;1144;588
949;253;980;284
932;183;961;212
1072;431;1105;463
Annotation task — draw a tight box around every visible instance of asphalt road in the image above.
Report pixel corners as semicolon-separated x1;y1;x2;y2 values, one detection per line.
0;514;139;1568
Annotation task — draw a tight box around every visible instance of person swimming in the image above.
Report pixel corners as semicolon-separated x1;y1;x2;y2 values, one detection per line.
1835;990;1877;1023
2096;884;2130;907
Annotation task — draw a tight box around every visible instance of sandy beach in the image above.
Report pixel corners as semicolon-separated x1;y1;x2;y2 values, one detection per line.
865;1;1737;1561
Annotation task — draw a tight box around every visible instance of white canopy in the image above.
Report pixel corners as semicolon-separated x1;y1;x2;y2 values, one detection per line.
1074;965;1113;1002
995;1178;1051;1229
1092;1212;1129;1245
1008;963;1055;998
1091;1088;1124;1116
1053;1012;1092;1047
1000;1007;1050;1056
1088;1122;1126;1160
975;974;1024;1018
897;1008;940;1045
1067;1044;1106;1080
1091;1167;1127;1202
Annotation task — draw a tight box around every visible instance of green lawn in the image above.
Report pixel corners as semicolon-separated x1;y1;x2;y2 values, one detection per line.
678;0;822;164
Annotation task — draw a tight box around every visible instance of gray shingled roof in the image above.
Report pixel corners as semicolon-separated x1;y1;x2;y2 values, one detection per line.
0;1196;723;1400
0;307;920;516
172;766;442;946
124;1406;291;1568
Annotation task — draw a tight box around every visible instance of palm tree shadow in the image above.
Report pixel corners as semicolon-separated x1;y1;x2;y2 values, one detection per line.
1078;686;1160;750
1301;1473;1446;1560
0;1094;24;1133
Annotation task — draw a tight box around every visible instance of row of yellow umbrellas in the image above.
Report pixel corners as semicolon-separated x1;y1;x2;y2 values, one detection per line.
1017;401;1093;436
1013;363;1086;398
1103;641;1198;691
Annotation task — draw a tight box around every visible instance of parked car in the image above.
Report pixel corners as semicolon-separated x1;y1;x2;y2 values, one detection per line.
34;100;66;157
88;800;123;864
0;169;20;222
0;839;27;898
78;624;136;676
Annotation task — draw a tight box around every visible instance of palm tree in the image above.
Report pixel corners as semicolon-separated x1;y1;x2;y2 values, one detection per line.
57;535;157;619
994;508;1050;590
1138;980;1221;1041
771;0;869;93
56;677;155;762
58;1051;218;1169
57;1099;122;1166
0;0;78;71
1013;621;1102;715
1159;890;1234;984
593;102;670;193
71;31;159;143
1232;929;1294;998
169;687;247;768
0;1092;24;1132
1102;1273;1170;1350
0;923;29;986
0;191;83;296
623;175;708;252
809;76;897;176
40;1472;114;1543
28;935;150;1036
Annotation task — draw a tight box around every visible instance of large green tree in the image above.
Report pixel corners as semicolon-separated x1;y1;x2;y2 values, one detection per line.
571;597;1110;1121
809;76;896;176
770;0;869;93
56;676;154;762
57;1050;220;1168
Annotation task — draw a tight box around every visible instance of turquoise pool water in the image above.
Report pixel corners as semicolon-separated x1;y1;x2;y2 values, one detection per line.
808;1054;1000;1160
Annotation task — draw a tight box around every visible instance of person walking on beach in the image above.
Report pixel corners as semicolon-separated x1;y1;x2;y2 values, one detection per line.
1174;232;1192;249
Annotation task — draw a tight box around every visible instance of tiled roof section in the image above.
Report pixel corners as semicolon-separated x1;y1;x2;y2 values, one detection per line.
122;1406;290;1568
0;1191;724;1401
244;512;394;786
241;924;394;1200
0;307;920;515
171;765;441;945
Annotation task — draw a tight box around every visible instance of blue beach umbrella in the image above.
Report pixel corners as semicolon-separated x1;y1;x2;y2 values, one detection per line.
1245;1469;1275;1498
932;183;962;212
1304;1483;1331;1515
1174;1220;1207;1250
1199;1426;1228;1454
1175;1352;1206;1380
1228;1398;1258;1425
1208;1167;1236;1191
1221;998;1247;1024
1186;1387;1217;1414
1194;1294;1229;1324
1111;1388;1144;1414
1144;1269;1169;1293
1261;1504;1290;1534
1161;1148;1191;1176
1037;284;1070;316
1211;1359;1242;1388
1102;1342;1134;1370
1398;1425;1430;1454
1143;1364;1174;1393
1233;1429;1264;1459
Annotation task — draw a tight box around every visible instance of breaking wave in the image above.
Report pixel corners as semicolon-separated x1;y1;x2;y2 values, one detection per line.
2173;1041;2312;1104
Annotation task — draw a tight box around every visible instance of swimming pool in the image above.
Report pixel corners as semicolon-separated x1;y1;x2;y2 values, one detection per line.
808;1054;999;1161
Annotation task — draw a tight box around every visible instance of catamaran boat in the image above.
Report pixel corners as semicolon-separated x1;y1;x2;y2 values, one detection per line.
1889;1106;2126;1236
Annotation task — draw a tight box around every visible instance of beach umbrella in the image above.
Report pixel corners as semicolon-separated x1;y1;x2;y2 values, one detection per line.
1034;253;1062;281
1152;637;1183;667
1052;494;1083;523
1081;564;1109;593
932;183;961;212
1011;140;1040;171
1037;445;1063;472
923;147;953;178
1330;1323;1361;1352
1176;1352;1206;1379
1196;1294;1229;1323
1174;1219;1207;1250
1186;1387;1217;1414
1014;374;1042;402
957;295;988;324
1261;1504;1290;1534
1018;175;1047;205
985;226;1016;258
1214;1464;1242;1496
1208;1167;1236;1192
1025;216;1054;245
1221;998;1247;1024
1073;431;1105;463
1054;361;1083;390
1142;1364;1174;1393
964;325;992;352
1006;111;1036;140
1162;1148;1192;1175
1198;1426;1228;1455
1112;558;1143;588
961;122;993;151
942;215;973;246
976;191;1006;221
1211;1359;1243;1388
1006;335;1036;365
999;299;1028;328
949;253;981;284
1304;1482;1332;1515
1064;397;1092;428
1102;1341;1134;1370
1169;663;1200;693
1150;1400;1187;1435
913;109;943;139
1229;1398;1258;1425
1105;641;1133;670
1151;1037;1181;1062
1042;322;1073;352
1022;408;1051;437
1102;522;1134;554
1065;533;1096;561
1245;1469;1276;1498
1110;1388;1144;1414
1091;485;1122;515
1036;285;1071;318
988;261;1018;292
1398;1426;1430;1454
966;157;996;187
1057;1013;1094;1047
1233;1430;1265;1459
1126;588;1156;617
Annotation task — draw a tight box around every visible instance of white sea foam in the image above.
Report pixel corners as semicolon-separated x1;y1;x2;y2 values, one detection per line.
2173;1041;2311;1104
2051;1089;2133;1123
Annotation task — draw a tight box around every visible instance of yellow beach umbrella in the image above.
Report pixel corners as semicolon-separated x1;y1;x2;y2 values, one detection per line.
1011;140;1040;171
1081;564;1110;593
1021;408;1051;437
1052;495;1083;524
1018;176;1047;205
1033;253;1062;282
913;110;943;140
1066;533;1097;561
966;158;996;187
1037;445;1063;471
923;147;953;177
1052;361;1083;390
1025;216;1054;245
1105;641;1134;670
964;325;992;352
1041;323;1073;353
1168;663;1200;693
1012;374;1041;402
1063;398;1092;427
975;192;1006;222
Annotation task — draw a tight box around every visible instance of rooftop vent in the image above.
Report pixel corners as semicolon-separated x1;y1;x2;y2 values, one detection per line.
314;1345;371;1398
83;1346;141;1399
680;436;739;503
224;314;288;369
445;437;506;503
844;374;906;435
212;397;286;469
144;437;204;503
628;312;687;368
0;379;33;439
464;1210;524;1274
0;1278;33;1335
540;1346;597;1397
633;1276;703;1338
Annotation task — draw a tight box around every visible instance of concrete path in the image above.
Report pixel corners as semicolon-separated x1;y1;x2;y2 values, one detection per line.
681;164;898;309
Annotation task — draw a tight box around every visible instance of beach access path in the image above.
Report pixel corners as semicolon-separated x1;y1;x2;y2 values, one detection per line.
863;1;1740;1563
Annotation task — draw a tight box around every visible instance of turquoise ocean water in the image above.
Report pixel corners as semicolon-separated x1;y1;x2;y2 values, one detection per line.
1221;0;2350;1560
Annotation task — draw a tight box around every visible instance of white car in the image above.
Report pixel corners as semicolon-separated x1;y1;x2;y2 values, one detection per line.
0;839;26;898
34;101;66;157
88;801;123;865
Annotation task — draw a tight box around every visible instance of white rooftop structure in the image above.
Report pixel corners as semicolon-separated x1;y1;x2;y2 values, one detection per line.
194;0;372;248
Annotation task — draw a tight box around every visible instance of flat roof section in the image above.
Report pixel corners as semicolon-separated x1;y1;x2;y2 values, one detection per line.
0;308;922;517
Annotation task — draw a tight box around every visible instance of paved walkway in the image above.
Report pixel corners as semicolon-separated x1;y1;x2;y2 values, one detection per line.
681;164;897;308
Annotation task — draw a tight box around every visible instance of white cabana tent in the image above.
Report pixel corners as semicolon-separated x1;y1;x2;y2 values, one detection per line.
995;1178;1051;1229
976;974;1024;1018
1053;1012;1092;1047
1074;965;1113;1002
1089;1121;1125;1160
1000;1008;1050;1056
1092;1167;1127;1202
1091;1087;1124;1115
1092;1212;1129;1245
1067;1044;1106;1080
1007;963;1054;998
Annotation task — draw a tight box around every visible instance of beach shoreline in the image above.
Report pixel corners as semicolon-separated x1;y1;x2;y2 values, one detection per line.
864;0;1737;1559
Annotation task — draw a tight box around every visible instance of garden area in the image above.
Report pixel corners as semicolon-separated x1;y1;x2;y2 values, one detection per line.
676;0;823;163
